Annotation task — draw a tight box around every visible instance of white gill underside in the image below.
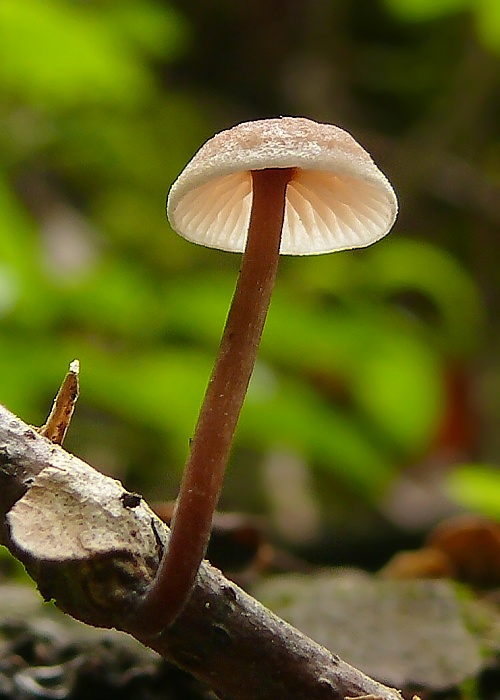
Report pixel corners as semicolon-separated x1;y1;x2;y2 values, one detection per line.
171;169;394;255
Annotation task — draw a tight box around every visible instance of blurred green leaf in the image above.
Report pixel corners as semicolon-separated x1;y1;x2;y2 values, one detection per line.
97;0;189;61
0;545;32;583
158;270;446;457
0;0;154;109
242;372;397;495
447;465;500;518
0;0;489;522
383;0;471;22
475;0;500;53
350;330;444;453
366;239;483;357
0;171;39;272
0;334;67;422
384;0;500;57
0;172;60;329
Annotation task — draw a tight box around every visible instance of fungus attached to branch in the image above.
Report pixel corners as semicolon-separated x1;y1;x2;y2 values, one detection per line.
135;117;398;635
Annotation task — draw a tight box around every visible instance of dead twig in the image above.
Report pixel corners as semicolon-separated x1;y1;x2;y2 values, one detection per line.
0;401;402;700
38;360;80;445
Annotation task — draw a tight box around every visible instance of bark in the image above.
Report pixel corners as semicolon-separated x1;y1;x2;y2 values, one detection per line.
0;403;402;700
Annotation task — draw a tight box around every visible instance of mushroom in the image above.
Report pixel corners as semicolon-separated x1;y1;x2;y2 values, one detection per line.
136;117;398;634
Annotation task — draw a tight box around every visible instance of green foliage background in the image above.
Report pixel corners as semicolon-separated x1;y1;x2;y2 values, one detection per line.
1;0;499;556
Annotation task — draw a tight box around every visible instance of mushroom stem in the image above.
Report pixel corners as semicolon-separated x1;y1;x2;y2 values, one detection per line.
136;167;295;634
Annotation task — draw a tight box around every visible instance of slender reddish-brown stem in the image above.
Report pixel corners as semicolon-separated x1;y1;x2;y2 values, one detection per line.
135;168;295;635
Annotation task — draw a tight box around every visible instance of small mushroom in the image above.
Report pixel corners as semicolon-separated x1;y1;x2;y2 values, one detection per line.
136;117;398;634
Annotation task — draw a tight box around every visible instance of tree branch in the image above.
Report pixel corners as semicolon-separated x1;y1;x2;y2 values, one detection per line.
0;403;402;700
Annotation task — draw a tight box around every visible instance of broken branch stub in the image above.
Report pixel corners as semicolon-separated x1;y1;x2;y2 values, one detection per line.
39;359;80;445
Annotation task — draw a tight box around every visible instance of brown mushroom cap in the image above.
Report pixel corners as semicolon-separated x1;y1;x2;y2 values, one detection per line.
167;117;398;255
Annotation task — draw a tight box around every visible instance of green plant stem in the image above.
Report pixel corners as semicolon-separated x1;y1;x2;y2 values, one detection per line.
135;167;295;635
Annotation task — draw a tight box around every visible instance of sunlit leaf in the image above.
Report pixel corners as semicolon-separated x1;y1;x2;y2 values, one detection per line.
383;0;471;22
475;0;500;54
0;0;152;108
447;465;500;519
351;330;445;453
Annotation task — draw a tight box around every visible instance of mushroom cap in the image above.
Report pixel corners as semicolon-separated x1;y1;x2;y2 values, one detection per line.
167;117;398;255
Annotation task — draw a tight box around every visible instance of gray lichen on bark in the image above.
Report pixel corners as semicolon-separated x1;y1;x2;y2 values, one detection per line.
8;457;164;627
